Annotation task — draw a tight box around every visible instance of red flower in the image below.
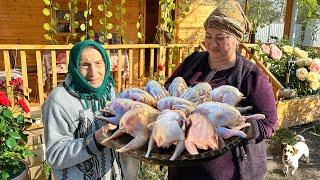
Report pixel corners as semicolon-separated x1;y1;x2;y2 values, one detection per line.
9;77;23;86
9;78;24;92
157;64;164;71
18;99;30;113
0;92;11;106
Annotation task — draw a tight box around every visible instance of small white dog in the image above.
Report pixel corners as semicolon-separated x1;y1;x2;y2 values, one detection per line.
281;135;310;176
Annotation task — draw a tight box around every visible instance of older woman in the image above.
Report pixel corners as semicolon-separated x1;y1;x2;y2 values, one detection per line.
165;1;277;180
43;40;138;180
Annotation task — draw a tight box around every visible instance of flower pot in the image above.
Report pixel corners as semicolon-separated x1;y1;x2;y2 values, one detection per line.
12;161;29;180
277;95;320;128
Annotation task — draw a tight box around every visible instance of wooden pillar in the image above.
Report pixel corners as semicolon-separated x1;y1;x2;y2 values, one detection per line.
283;0;293;39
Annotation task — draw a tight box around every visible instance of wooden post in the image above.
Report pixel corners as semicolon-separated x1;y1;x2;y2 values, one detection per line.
3;50;11;88
51;51;57;89
157;46;166;84
66;50;70;65
167;48;173;77
128;49;133;87
139;49;145;87
283;0;293;39
117;49;122;92
36;51;44;105
149;48;155;79
20;51;29;100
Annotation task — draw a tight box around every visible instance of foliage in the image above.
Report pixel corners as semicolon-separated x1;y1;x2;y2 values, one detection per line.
244;0;284;32
135;162;168;180
115;0;127;44
156;0;193;44
297;0;320;23
0;78;35;180
98;0;113;44
42;0;60;44
252;38;320;98
268;128;296;154
43;161;52;180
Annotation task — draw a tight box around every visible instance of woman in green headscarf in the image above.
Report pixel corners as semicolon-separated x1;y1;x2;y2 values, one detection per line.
43;40;138;180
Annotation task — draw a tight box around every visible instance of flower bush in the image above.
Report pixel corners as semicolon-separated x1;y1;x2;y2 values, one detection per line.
0;78;34;180
253;39;320;98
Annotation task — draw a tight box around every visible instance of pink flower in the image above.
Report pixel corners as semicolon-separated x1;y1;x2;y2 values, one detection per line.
309;61;320;73
261;44;271;54
270;44;282;60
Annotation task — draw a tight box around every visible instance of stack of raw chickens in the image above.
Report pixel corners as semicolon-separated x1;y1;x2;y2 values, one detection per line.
97;77;265;161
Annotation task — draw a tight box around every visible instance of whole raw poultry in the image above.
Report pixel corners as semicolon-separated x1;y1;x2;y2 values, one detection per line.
168;76;189;97
119;87;157;107
145;80;170;101
180;82;212;104
105;106;160;153
146;109;187;161
96;98;153;125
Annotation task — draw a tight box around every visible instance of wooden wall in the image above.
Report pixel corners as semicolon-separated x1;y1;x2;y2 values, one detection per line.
0;0;46;44
0;0;142;45
175;1;217;44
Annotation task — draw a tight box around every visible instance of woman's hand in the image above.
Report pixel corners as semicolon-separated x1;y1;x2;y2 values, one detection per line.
94;124;116;147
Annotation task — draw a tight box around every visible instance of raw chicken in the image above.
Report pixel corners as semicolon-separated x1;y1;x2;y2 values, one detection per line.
211;85;244;106
211;85;252;112
168;77;188;97
95;98;153;125
157;96;196;115
192;102;265;139
180;82;212;104
194;102;264;128
119;87;157;107
145;80;170;101
105;107;160;153
185;113;219;155
146;109;187;160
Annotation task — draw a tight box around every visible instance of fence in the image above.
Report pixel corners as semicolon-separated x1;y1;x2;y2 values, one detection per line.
256;21;320;46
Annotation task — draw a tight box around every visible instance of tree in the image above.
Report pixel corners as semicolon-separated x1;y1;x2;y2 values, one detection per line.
241;0;284;32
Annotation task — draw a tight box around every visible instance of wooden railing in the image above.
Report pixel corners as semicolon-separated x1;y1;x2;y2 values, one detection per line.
0;44;201;112
239;43;284;100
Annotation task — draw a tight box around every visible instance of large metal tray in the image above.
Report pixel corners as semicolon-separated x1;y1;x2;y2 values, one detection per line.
107;129;246;166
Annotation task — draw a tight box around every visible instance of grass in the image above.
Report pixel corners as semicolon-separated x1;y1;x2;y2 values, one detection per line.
135;162;168;180
268;128;296;154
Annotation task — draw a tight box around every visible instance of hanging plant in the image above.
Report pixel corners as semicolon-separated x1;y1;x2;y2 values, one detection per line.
155;0;193;45
42;0;59;44
115;0;127;44
157;0;176;45
136;0;144;42
177;0;193;18
98;0;113;44
80;0;94;41
64;0;79;44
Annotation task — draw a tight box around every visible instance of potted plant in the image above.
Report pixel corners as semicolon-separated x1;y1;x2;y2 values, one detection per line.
0;77;34;180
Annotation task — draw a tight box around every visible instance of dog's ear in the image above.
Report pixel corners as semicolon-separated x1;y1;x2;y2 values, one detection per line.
281;143;287;150
292;146;299;155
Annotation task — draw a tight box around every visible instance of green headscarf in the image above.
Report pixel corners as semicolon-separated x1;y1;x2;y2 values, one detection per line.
67;40;113;112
